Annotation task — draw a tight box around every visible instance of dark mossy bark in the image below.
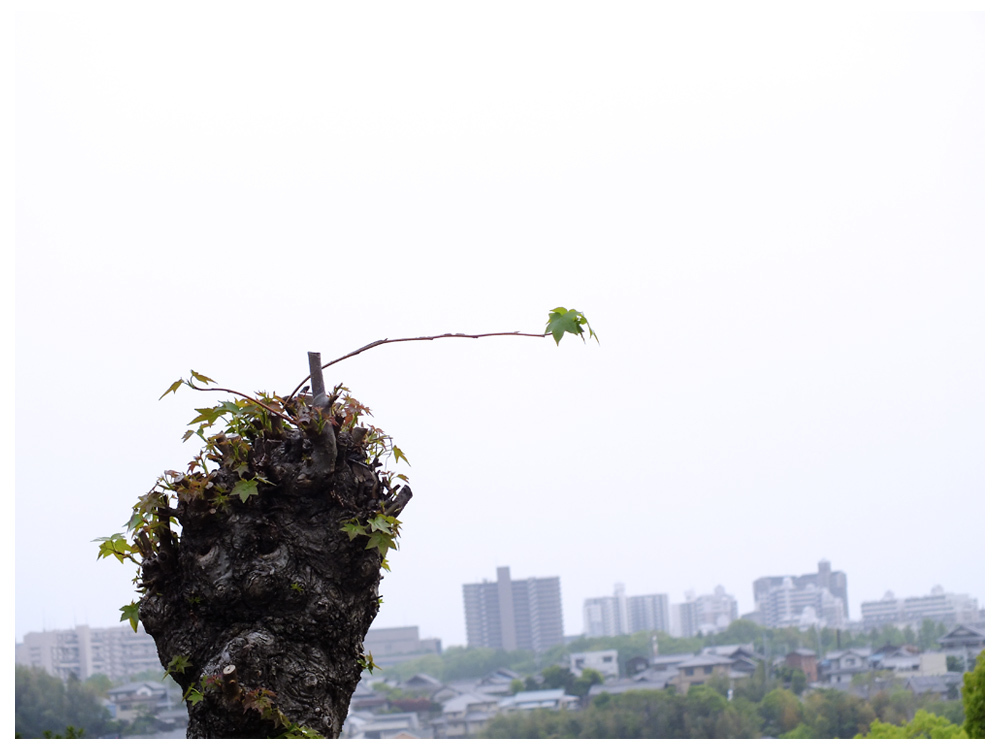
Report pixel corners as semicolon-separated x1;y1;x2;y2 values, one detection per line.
137;398;409;738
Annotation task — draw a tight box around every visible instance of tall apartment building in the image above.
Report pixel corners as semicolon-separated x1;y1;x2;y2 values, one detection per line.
669;586;739;638
861;587;980;629
463;566;564;653
583;584;669;638
15;624;161;682
752;560;849;629
628;593;671;635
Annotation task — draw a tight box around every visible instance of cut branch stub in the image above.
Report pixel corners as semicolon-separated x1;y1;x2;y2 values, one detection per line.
221;664;241;703
308;351;330;410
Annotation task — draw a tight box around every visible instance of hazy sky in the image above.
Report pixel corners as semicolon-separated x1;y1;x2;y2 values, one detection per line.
15;4;985;650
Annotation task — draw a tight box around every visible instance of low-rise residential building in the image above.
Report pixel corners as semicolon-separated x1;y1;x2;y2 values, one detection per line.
346;711;429;739
646;652;697;674
570;649;619;680
431;692;501;739
672;654;735;695
587;673;673;699
433;667;521;703
819;648;872;685
701;644;757;672
348;680;390;712
400;673;444;695
938;623;985;672
475;667;522;696
497;689;579;713
938;623;985;652
106;682;172;724
916;652;948;676
903;673;964;701
785;649;818;683
870;646;948;678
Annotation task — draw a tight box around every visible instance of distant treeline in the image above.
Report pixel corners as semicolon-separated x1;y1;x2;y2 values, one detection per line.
15;666;117;739
478;680;969;739
14;665;177;739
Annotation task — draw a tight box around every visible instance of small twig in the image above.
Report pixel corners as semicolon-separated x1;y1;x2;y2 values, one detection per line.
289;331;550;400
186;384;297;427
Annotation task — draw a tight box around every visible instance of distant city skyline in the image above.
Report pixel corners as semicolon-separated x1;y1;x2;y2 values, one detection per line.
15;558;985;651
19;574;983;681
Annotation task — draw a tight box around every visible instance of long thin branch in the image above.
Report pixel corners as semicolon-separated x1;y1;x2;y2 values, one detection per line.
288;331;551;400
186;384;298;426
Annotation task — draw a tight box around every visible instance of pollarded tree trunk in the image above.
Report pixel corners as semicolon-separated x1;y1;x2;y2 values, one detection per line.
136;377;410;738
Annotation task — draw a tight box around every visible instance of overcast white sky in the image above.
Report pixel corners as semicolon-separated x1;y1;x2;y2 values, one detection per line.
14;3;987;650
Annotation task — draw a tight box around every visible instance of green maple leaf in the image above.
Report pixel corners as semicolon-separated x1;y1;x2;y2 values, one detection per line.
231;478;259;502
159;379;184;400
120;602;140;632
546;307;599;345
166;654;193;674
341;521;365;540
365;531;396;557
188;406;225;427
368;516;392;534
94;534;137;563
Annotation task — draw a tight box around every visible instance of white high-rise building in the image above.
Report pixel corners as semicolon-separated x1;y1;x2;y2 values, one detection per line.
16;624;161;682
583;584;669;638
752;560;849;628
669;586;739;638
861;586;980;629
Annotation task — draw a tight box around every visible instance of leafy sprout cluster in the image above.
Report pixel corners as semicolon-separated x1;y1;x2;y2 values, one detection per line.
95;373;410;632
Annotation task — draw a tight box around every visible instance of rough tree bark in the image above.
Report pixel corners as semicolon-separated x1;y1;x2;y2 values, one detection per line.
136;356;411;738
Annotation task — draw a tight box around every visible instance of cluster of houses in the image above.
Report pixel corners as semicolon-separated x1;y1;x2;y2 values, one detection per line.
94;681;187;738
91;623;984;739
344;623;985;739
346;671;580;739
